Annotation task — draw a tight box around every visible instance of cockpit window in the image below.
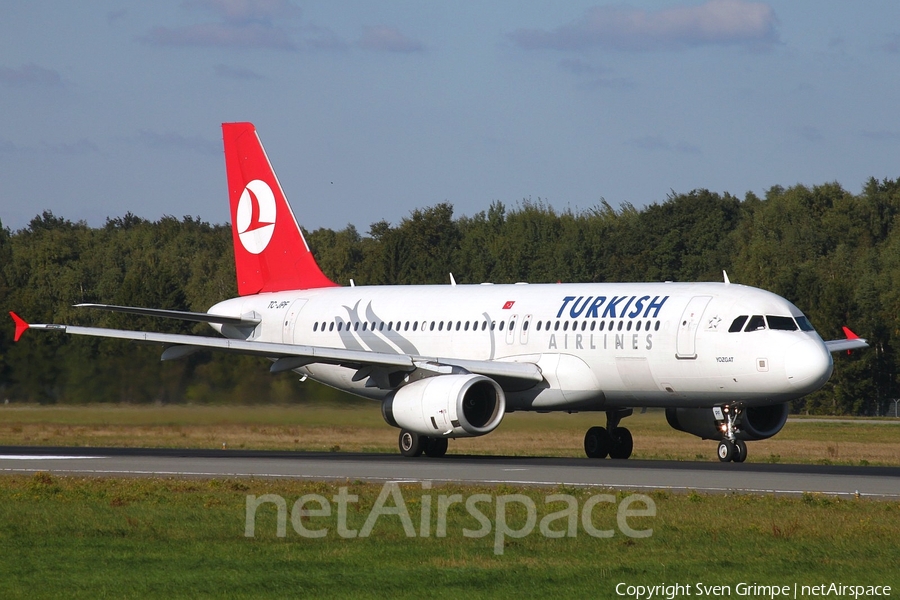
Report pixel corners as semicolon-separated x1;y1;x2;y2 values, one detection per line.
744;315;766;332
728;315;748;333
795;316;815;332
766;315;798;331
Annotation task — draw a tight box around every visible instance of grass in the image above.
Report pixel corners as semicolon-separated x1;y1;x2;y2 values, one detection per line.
1;404;899;465
0;473;897;598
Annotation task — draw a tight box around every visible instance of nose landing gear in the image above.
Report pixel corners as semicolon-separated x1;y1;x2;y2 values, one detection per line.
716;406;747;463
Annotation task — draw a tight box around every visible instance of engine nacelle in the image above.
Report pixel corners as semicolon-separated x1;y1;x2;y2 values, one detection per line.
382;374;505;438
665;403;789;441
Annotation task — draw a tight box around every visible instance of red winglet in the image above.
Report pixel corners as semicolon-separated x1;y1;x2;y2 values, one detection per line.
10;312;29;342
842;326;860;340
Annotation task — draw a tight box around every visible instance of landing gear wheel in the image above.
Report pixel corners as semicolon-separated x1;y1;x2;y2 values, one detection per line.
584;426;611;458
424;436;449;458
609;427;633;459
399;430;424;457
717;440;735;462
733;439;747;463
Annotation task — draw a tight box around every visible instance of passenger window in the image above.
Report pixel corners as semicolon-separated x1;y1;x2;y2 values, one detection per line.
499;321;505;331
744;315;766;332
729;316;748;333
766;316;798;331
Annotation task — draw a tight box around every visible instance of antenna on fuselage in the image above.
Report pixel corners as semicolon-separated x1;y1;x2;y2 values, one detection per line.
723;270;731;285
450;273;457;286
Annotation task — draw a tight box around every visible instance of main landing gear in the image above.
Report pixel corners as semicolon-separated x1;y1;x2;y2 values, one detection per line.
584;409;634;460
716;405;747;463
399;429;449;458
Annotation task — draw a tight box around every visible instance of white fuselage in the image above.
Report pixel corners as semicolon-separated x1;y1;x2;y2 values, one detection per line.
208;281;833;411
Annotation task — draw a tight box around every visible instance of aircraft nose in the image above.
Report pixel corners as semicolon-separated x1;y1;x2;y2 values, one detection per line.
785;338;833;390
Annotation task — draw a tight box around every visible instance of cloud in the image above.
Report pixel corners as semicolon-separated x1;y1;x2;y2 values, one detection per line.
358;26;425;53
0;63;63;87
142;0;344;51
630;136;701;154
0;138;20;153
185;0;301;24
214;64;264;79
862;130;900;142
135;130;220;155
41;139;100;155
509;0;778;52
145;22;297;50
880;33;900;54
107;9;128;24
795;126;822;143
0;137;98;155
558;58;608;75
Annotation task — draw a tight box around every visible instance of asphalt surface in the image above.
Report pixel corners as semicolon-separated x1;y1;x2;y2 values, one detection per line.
1;445;898;498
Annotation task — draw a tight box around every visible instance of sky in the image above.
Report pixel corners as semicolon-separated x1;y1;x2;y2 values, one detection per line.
2;1;900;234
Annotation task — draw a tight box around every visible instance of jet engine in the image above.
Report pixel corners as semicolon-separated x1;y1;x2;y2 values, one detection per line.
382;374;505;438
665;402;789;441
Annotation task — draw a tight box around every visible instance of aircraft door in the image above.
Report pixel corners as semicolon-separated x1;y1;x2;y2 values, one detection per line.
520;314;532;345
282;299;308;343
505;314;518;345
676;296;711;359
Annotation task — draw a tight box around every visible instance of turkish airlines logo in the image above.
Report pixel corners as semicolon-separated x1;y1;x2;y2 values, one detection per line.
236;179;276;254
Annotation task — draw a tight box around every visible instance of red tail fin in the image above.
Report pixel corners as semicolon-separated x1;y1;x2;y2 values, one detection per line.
222;122;337;295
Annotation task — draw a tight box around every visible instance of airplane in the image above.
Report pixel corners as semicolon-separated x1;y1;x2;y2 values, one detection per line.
10;121;869;463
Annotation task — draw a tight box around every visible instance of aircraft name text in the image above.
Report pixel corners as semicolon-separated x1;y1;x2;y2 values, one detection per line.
556;295;669;320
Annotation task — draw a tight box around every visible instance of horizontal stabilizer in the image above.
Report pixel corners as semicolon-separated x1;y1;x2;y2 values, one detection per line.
75;304;260;326
10;312;29;342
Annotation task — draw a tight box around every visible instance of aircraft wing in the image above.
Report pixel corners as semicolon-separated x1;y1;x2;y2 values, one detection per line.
824;327;869;353
9;313;543;388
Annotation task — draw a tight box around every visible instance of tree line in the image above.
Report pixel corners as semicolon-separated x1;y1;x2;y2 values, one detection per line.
1;178;899;414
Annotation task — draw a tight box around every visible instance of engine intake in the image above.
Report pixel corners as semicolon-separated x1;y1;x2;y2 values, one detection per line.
382;374;505;438
665;403;789;441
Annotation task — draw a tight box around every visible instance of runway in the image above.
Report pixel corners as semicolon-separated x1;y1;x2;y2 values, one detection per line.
1;446;898;499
